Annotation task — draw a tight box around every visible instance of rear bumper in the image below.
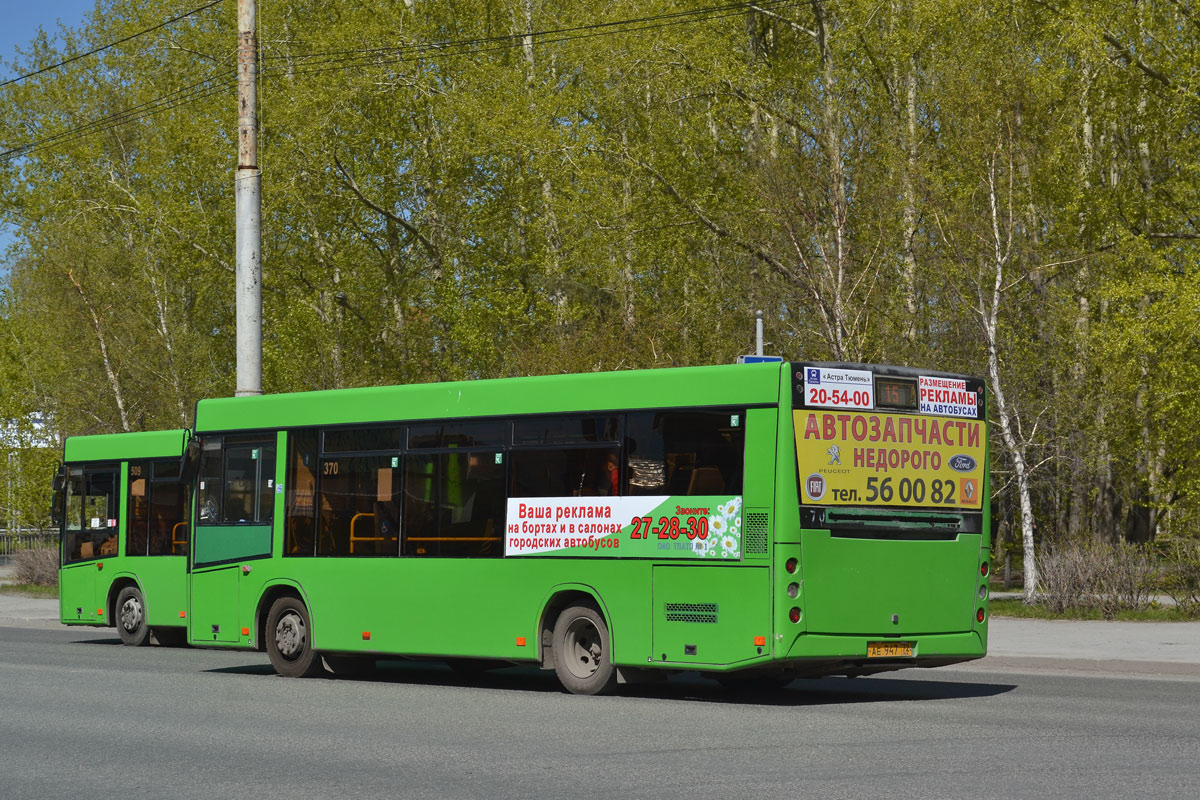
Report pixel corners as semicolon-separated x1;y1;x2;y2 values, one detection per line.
774;630;986;676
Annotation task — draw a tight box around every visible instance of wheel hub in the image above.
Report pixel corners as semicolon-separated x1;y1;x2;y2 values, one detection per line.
120;596;143;632
565;618;602;679
275;612;306;659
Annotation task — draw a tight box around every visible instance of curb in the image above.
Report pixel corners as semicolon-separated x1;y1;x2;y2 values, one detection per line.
963;655;1200;679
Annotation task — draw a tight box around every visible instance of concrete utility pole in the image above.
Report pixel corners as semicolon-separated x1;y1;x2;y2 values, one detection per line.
235;0;262;396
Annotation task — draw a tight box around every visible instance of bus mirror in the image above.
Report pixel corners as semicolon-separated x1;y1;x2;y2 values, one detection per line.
50;462;66;526
180;436;203;486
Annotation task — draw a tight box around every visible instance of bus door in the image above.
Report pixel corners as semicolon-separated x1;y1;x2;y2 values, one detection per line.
189;435;278;644
59;464;119;623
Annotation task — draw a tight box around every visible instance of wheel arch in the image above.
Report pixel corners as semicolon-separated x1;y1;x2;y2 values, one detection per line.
254;580;310;653
105;573;144;629
536;584;613;669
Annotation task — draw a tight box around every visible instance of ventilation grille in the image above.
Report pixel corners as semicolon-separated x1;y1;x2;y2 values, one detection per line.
664;602;719;623
744;512;769;555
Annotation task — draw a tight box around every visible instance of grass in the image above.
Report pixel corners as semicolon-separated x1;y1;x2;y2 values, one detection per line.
0;583;58;599
990;597;1199;622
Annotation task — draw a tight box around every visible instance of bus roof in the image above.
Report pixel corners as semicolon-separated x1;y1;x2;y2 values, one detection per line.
194;363;785;433
64;429;189;463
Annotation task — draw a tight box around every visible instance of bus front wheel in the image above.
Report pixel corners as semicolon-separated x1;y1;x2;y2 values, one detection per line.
116;585;151;647
551;604;616;695
266;596;324;678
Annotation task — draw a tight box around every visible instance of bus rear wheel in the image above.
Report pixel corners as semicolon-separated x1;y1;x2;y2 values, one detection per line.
266;596;324;678
116;585;151;647
552;604;616;695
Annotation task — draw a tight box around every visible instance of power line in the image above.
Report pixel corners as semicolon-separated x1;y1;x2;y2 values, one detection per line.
0;0;226;89
2;1;796;162
272;2;791;80
274;0;791;67
1;68;234;160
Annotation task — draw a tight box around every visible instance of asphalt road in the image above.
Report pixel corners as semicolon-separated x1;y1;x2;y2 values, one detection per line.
1;624;1197;800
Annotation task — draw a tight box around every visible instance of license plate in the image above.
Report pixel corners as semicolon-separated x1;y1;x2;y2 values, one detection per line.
867;641;914;658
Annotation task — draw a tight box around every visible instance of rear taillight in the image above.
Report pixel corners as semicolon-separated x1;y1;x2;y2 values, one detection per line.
789;607;801;623
976;608;986;623
785;557;798;574
981;562;990;577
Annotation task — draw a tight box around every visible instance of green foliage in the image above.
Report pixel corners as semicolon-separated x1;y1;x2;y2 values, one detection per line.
1;0;1199;550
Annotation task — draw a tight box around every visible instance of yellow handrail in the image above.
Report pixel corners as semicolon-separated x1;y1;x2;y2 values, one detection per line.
349;512;398;554
406;536;502;542
171;522;189;555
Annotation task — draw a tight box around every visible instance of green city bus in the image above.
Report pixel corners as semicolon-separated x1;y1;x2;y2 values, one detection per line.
185;361;990;693
55;429;191;646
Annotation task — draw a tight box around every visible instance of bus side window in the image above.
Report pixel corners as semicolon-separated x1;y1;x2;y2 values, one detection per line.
316;454;399;557
198;437;275;525
149;459;188;556
128;459;190;556
198;439;223;523
63;466;118;563
403;452;504;558
510;447;619;498
285;429;318;556
624;410;745;496
127;462;150;556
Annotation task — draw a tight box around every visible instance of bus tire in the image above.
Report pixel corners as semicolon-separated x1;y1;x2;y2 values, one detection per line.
116;585;151;647
551;604;616;695
266;596;324;678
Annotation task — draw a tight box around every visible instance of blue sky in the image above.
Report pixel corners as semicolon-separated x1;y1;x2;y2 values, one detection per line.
0;0;96;77
1;0;97;264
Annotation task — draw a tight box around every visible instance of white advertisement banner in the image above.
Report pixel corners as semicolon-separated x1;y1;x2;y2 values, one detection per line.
803;366;875;410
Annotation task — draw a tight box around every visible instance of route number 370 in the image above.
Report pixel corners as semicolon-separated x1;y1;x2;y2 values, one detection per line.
865;476;957;504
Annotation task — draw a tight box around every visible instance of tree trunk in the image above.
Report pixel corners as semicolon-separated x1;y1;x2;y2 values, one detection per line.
978;159;1039;599
68;270;130;432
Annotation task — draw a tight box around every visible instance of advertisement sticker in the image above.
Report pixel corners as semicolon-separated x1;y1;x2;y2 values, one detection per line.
804;367;875;410
504;495;743;559
794;409;985;509
919;375;980;419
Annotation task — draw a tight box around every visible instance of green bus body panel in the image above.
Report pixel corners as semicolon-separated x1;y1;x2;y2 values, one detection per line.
58;558;188;627
64;429;188;463
784;631;985;660
59;562;99;622
798;532;982;635
190;567;241;643
652;565;770;665
193;364;782;432
239;559;654;661
121;557;189;626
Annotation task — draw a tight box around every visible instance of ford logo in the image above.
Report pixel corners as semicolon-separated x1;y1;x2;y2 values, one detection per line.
949;454;977;473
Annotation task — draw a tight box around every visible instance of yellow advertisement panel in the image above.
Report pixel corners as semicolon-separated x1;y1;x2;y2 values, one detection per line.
794;410;986;509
